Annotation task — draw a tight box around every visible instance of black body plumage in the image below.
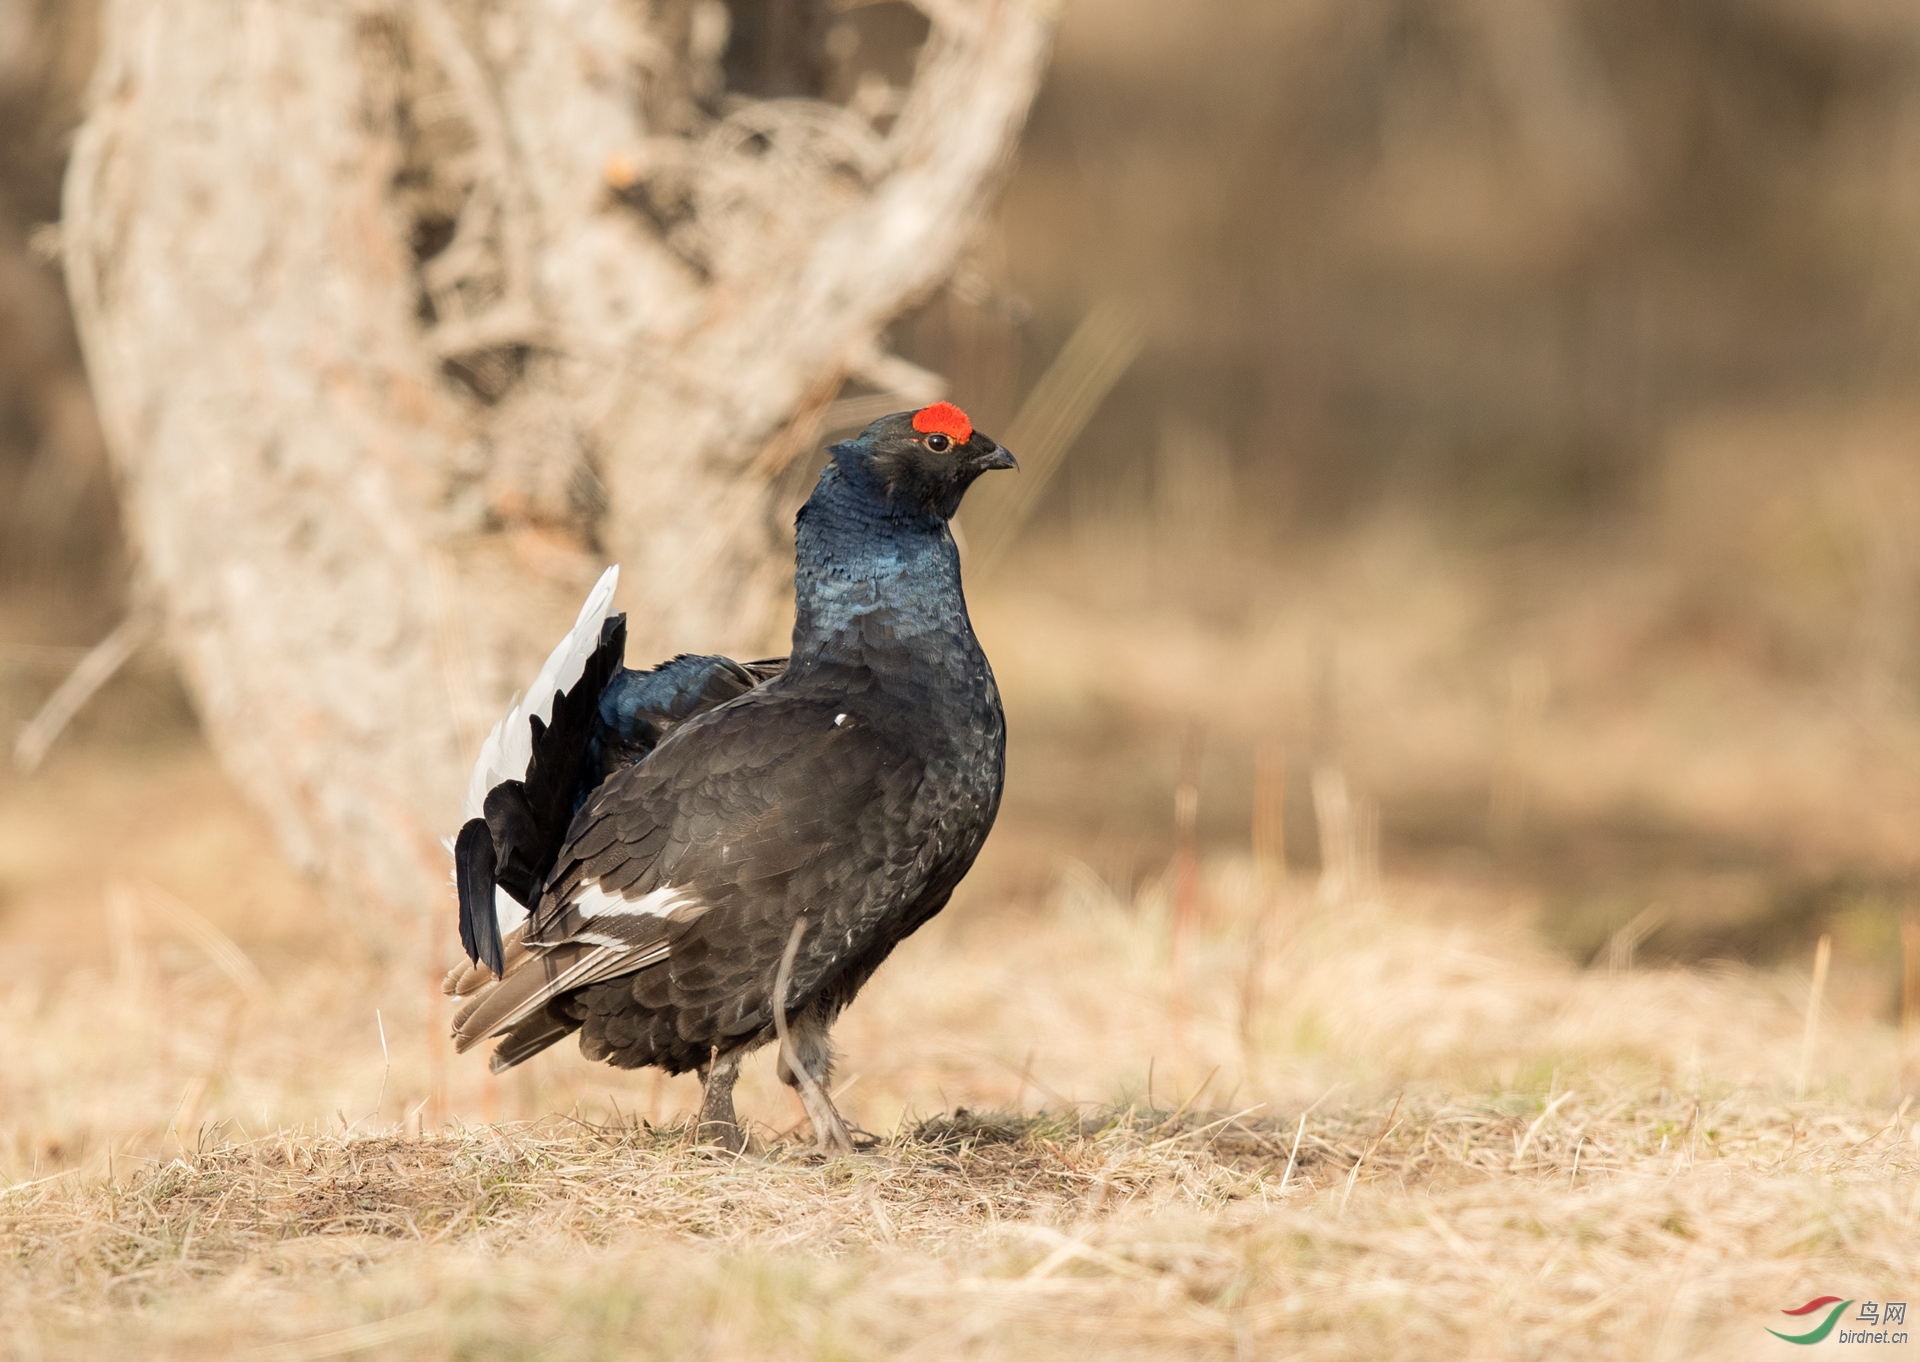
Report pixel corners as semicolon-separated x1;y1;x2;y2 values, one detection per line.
447;407;1014;1143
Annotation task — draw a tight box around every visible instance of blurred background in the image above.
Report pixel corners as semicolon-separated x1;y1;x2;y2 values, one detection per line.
6;0;1920;1143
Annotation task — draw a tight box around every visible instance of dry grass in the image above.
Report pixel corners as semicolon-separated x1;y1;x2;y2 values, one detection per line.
3;797;1917;1359
9;513;1920;1359
3;1069;1916;1359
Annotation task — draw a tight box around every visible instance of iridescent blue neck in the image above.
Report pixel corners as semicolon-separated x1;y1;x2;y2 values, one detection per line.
790;463;972;669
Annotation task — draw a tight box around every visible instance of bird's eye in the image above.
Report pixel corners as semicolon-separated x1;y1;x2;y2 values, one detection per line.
925;432;952;453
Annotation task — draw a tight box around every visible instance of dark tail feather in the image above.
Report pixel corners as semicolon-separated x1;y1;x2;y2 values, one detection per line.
488;615;629;906
455;817;505;975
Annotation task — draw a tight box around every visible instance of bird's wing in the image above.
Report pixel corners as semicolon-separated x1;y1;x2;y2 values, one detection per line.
450;689;926;1063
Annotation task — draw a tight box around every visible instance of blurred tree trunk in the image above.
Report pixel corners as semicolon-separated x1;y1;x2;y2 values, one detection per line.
60;0;1051;920
0;0;109;591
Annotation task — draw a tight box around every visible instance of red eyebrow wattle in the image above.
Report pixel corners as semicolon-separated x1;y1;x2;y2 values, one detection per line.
912;401;972;442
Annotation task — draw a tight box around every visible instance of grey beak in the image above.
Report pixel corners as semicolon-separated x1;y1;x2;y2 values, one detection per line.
977;444;1018;472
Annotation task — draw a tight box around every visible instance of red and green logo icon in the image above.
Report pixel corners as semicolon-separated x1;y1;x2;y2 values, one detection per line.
1770;1297;1910;1344
1769;1297;1852;1345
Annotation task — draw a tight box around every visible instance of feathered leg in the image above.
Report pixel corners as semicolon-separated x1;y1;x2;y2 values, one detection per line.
777;1005;854;1155
696;1049;746;1153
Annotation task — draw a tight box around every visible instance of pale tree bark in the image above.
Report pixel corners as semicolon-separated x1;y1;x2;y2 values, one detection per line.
60;0;1053;920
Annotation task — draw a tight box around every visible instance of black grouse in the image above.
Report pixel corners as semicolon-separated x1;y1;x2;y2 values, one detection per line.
445;402;1015;1152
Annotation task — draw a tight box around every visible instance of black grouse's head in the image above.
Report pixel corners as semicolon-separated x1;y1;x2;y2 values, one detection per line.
829;402;1017;520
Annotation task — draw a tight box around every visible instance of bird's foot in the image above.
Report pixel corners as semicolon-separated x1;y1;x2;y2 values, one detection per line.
798;1081;856;1156
696;1114;749;1154
697;1052;747;1154
771;991;856;1155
